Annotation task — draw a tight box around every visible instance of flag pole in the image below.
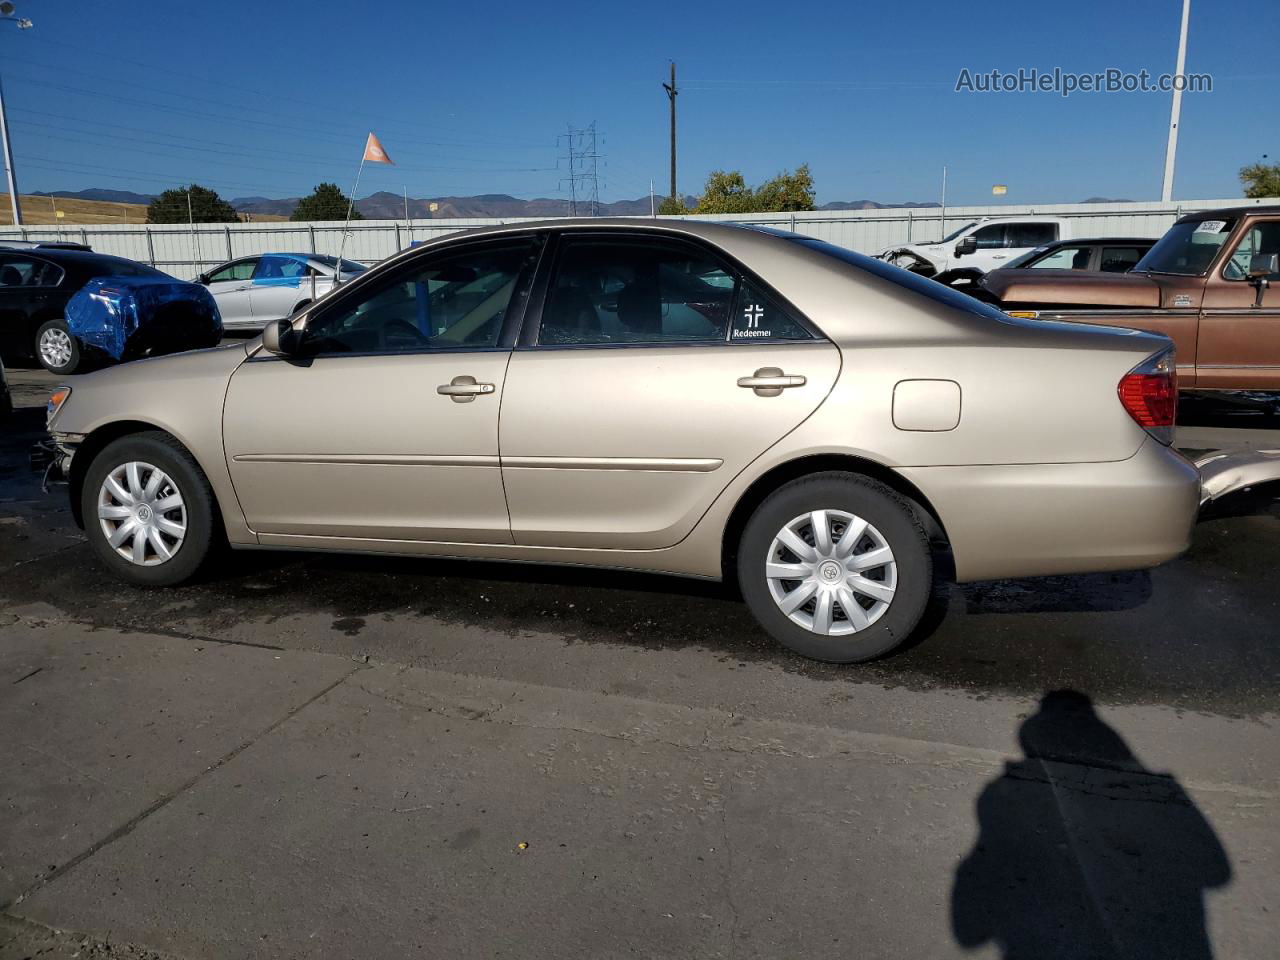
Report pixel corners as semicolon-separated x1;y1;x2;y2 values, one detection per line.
336;152;367;282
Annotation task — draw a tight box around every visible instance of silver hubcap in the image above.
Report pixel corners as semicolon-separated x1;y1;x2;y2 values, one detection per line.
97;461;187;566
39;327;72;369
765;509;897;635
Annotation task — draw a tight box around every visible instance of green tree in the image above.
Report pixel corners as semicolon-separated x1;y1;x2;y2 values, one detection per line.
753;163;816;212
694;170;756;214
688;165;817;215
1240;162;1280;199
291;182;362;222
657;195;689;215
146;184;240;224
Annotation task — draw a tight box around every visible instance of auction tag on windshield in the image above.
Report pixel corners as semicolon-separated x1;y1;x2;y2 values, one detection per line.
1194;220;1228;234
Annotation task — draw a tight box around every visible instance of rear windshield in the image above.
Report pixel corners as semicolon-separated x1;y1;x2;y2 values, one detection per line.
311;255;368;273
790;236;1012;321
91;257;171;279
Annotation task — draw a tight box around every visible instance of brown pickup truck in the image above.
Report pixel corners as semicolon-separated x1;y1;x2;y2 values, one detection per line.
977;206;1280;391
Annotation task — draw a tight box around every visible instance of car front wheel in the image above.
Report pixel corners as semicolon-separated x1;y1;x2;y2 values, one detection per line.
81;432;218;586
737;472;932;663
35;319;82;374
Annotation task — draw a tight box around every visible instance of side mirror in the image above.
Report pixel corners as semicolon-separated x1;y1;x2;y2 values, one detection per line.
196;273;210;285
955;236;978;257
1248;253;1278;279
262;318;297;356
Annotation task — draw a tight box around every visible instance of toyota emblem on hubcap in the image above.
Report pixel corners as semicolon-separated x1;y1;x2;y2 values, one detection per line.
819;560;842;583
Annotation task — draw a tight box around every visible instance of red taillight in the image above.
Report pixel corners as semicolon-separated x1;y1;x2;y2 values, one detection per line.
1118;349;1176;444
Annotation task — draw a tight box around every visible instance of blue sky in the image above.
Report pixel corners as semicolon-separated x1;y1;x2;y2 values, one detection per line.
0;0;1275;205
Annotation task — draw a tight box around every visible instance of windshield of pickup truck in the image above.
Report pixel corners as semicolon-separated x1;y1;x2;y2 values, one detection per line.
939;222;977;243
1135;218;1236;276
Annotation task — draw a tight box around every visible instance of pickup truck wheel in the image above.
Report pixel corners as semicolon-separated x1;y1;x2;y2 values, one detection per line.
35;319;82;375
737;472;932;663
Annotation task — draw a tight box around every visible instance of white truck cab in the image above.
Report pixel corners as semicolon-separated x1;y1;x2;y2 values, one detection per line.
876;216;1070;284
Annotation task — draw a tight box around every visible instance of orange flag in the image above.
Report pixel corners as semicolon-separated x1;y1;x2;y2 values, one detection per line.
363;132;393;165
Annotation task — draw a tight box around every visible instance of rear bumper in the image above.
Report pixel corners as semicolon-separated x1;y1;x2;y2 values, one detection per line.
897;439;1200;582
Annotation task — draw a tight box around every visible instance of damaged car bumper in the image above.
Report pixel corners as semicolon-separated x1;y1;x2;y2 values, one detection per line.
1195;448;1280;507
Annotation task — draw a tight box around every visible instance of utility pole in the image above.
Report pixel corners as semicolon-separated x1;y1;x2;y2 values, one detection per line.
0;71;22;226
663;61;677;204
1161;0;1191;202
939;165;947;239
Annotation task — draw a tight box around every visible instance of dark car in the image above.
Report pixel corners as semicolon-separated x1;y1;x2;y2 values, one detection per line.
0;248;222;375
995;237;1158;273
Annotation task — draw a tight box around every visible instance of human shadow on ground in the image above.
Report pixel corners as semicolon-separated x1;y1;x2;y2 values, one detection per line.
951;690;1230;959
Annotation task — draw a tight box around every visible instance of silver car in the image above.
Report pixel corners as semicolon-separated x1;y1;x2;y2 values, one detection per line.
197;253;366;332
42;220;1200;663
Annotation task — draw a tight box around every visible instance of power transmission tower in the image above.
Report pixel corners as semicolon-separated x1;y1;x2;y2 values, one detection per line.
558;123;603;217
662;61;677;203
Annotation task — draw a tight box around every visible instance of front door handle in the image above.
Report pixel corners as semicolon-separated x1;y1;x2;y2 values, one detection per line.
437;375;496;403
737;367;806;397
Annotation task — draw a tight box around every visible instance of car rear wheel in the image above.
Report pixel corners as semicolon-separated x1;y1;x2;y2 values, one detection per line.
737;472;932;662
35;319;82;375
81;432;217;586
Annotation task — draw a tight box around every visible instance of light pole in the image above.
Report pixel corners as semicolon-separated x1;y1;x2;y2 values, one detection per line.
1160;0;1191;203
0;2;34;227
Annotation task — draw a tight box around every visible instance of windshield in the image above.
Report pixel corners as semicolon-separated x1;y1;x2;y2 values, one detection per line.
1134;218;1236;276
1004;244;1054;269
312;255;368;274
939;222;977;243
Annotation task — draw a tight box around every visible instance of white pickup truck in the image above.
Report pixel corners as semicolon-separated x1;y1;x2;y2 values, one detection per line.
876;216;1071;285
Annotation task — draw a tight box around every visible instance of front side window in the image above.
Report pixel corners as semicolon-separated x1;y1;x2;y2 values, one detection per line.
1223;221;1280;281
207;259;258;283
0;255;63;287
972;225;1006;249
538;239;735;345
1136;218;1236;276
301;239;537;355
1006;223;1058;247
1029;245;1092;270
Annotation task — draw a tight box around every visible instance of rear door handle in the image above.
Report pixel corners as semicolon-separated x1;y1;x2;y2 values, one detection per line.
737;367;806;397
437;375;496;403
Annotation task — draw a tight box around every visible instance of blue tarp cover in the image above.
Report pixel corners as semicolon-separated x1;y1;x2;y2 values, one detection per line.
65;276;222;360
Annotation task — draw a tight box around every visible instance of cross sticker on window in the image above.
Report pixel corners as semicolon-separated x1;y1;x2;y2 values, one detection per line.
743;303;765;328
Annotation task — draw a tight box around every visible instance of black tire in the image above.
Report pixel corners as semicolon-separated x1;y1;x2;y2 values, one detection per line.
81;431;218;587
35;319;83;375
737;472;932;663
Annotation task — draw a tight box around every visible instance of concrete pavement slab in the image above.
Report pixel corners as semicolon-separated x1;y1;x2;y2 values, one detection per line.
0;618;356;907
11;658;1279;958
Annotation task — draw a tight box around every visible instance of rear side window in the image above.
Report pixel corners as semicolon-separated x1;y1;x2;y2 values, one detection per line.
1099;247;1147;273
1006;223;1058;247
539;239;735;345
0;255;63;287
731;281;810;341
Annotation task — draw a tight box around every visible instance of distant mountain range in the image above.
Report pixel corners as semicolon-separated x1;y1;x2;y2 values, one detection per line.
32;188;1134;219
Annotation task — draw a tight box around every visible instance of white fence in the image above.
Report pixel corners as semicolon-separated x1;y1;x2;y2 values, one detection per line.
0;197;1271;281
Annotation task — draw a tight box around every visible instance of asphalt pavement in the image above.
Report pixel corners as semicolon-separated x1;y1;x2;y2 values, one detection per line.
2;365;1278;959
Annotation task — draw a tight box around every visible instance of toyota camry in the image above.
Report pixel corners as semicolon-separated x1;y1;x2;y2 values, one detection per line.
40;220;1200;662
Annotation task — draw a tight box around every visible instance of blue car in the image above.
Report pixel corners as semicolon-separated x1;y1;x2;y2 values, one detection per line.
0;246;222;375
